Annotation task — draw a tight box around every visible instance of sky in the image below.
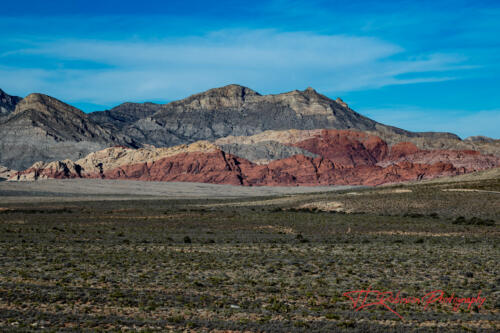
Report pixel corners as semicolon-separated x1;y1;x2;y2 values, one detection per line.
0;0;499;138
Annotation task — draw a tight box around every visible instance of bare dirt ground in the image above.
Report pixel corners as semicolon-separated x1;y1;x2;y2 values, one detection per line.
0;179;359;203
0;173;498;332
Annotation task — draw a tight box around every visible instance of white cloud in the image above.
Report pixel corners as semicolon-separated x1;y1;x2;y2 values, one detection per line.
0;29;470;106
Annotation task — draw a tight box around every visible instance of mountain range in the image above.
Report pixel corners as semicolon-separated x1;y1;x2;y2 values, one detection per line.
1;85;499;185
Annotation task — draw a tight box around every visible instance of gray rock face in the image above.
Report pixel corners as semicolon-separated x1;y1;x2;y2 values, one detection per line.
465;136;497;143
219;141;319;164
101;84;461;148
89;102;161;131
0;89;22;118
0;93;134;170
0;84;487;170
136;85;384;145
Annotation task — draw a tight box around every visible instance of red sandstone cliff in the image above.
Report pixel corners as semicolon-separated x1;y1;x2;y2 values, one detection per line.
11;130;500;186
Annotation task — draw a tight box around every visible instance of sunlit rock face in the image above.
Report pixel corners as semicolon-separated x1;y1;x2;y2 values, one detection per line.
12;129;499;186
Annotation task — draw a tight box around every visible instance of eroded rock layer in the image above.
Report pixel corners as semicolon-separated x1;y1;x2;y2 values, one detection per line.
4;84;498;171
0;93;134;170
12;130;500;186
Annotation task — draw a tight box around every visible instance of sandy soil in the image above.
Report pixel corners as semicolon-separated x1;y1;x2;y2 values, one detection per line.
0;179;360;202
442;188;500;194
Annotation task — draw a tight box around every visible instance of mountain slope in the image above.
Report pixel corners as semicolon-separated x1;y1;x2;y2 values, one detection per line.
89;102;161;131
0;93;135;169
1;84;498;171
114;84;461;148
0;89;22;118
91;84;481;154
12;129;500;186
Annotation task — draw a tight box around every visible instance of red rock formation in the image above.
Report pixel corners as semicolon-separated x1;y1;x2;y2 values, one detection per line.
13;160;81;181
380;142;497;171
90;151;465;186
291;130;389;167
388;142;420;159
97;151;250;185
12;129;500;186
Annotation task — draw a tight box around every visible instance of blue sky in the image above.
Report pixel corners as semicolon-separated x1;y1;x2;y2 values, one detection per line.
0;0;499;138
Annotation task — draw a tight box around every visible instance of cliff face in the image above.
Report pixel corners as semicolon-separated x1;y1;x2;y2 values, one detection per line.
0;94;135;170
0;89;21;118
88;102;161;131
1;84;499;178
103;84;464;149
12;129;500;186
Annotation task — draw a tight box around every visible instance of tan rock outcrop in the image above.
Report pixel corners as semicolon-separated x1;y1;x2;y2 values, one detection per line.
74;141;218;175
11;129;500;186
0;165;17;179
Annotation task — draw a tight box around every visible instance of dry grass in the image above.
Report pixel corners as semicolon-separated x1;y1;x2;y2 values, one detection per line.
0;177;498;332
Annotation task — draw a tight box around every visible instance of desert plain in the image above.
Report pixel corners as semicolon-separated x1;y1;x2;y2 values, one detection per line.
0;169;498;332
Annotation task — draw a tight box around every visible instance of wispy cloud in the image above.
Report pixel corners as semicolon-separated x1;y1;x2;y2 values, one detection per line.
0;29;471;107
12;31;402;69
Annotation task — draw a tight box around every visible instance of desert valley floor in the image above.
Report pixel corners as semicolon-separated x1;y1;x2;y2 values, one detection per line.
0;169;498;332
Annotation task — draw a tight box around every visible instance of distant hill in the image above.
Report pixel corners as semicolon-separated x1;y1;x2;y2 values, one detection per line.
0;93;134;170
11;129;500;186
1;84;498;170
89;84;461;148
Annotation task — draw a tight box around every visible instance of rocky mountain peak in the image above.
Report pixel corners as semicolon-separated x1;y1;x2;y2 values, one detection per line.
300;86;325;99
14;93;85;117
277;87;336;107
0;92;136;170
190;84;261;104
167;84;261;110
205;84;260;98
2;84;498;172
20;93;58;106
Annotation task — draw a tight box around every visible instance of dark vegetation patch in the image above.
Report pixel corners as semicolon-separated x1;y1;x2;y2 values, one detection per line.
0;180;498;331
452;216;496;226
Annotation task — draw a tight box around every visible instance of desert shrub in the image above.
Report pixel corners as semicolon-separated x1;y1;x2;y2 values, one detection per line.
453;216;495;226
167;315;184;324
296;234;309;243
403;212;424;218
325;313;340;320
468;217;495;226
